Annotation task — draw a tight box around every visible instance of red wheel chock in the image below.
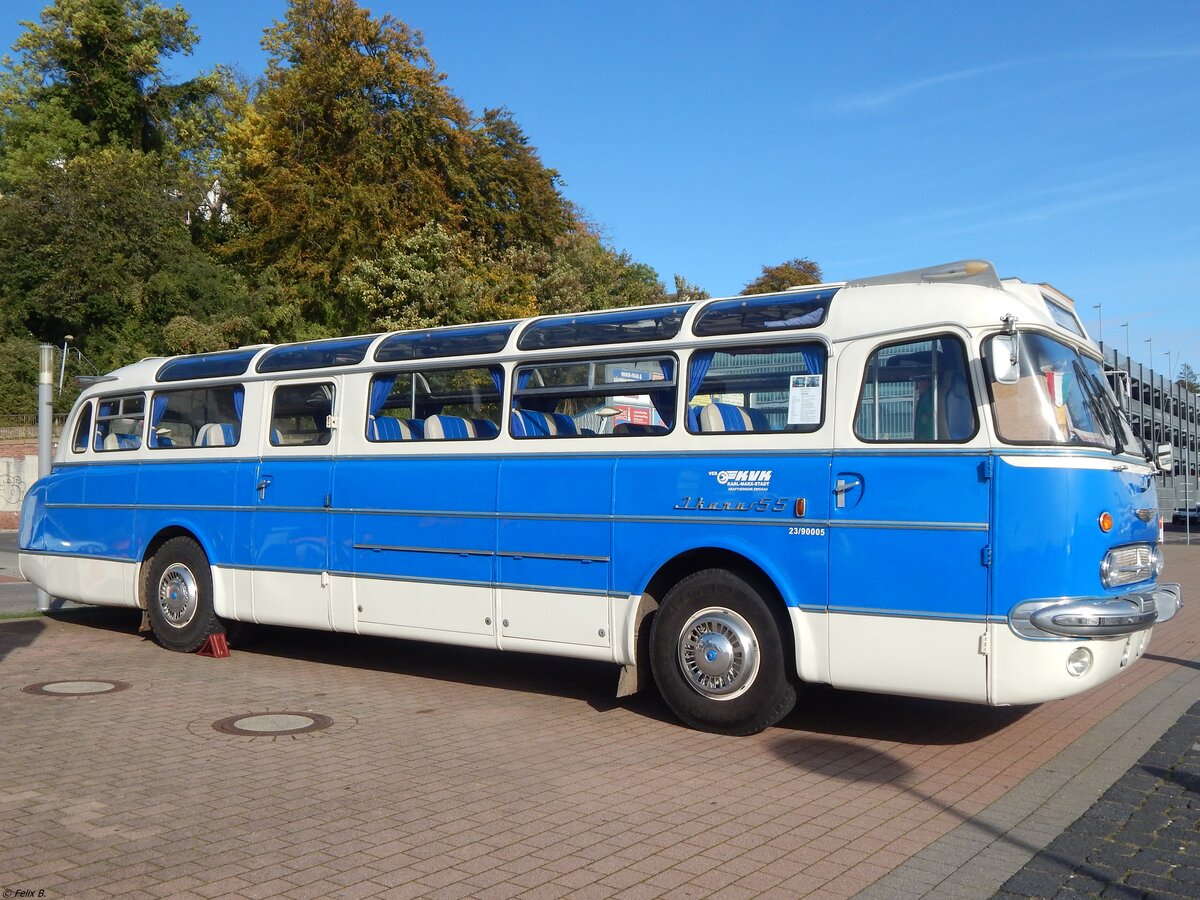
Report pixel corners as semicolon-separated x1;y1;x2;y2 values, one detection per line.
197;633;230;658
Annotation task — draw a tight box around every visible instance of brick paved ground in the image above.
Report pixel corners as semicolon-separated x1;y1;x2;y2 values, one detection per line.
994;701;1200;899
0;546;1197;899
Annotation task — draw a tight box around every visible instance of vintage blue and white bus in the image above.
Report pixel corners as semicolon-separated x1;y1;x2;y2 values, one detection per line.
19;260;1182;734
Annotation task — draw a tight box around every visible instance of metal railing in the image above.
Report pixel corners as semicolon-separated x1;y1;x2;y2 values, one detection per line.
0;414;67;443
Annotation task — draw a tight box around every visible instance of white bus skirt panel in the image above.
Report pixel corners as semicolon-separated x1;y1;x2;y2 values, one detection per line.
988;622;1152;706
827;612;989;703
19;552;139;609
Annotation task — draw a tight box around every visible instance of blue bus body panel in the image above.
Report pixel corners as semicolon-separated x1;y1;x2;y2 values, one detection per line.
334;456;499;587
497;458;612;593
611;453;831;609
252;459;332;575
829;453;990;619
78;463;139;560
135;460;250;567
991;456;1160;615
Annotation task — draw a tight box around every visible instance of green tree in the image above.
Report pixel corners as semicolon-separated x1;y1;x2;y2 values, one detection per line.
3;0;197;154
226;0;579;330
343;224;538;332
0;335;41;415
671;274;709;303
1177;363;1200;395
742;257;823;295
0;1;242;203
0;148;254;370
343;225;667;332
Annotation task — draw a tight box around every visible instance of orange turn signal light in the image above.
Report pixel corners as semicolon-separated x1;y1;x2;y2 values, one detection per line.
1098;511;1113;533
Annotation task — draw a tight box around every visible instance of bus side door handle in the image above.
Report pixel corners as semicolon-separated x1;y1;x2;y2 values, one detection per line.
257;476;273;500
834;478;861;509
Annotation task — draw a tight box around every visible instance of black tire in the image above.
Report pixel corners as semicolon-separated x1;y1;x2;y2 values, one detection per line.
649;568;796;735
143;536;221;653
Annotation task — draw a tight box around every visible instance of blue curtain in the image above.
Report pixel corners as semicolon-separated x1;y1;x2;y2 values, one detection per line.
149;394;169;447
688;352;713;399
649;359;676;426
514;366;557;413
368;375;395;419
230;387;245;443
490;368;503;394
799;345;825;377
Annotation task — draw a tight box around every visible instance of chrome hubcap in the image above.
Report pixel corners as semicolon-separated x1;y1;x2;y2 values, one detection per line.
678;607;759;700
158;563;198;628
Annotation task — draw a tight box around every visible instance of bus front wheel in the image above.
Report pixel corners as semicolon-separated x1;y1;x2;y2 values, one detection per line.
143;537;221;653
649;568;796;735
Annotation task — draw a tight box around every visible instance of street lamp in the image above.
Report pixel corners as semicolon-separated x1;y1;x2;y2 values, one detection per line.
58;334;74;394
1092;303;1102;344
1122;323;1130;367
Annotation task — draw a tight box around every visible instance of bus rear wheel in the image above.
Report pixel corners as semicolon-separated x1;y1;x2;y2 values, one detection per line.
650;569;796;735
143;537;220;653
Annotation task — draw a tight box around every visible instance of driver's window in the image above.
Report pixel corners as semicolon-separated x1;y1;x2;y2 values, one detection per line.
855;336;976;442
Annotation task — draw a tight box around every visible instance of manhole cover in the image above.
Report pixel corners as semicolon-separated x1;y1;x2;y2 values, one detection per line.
23;680;131;696
212;711;334;737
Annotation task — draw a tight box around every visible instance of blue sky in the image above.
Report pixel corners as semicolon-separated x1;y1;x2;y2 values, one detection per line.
3;1;1199;373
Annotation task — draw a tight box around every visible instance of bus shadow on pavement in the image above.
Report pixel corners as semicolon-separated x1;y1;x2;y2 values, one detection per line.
776;683;1033;744
1143;652;1200;671
0;616;47;663
41;606;679;717
224;620;638;708
42;607;1039;736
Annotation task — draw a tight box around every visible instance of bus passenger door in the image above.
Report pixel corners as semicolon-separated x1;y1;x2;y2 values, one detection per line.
496;457;613;653
827;334;991;702
250;379;337;629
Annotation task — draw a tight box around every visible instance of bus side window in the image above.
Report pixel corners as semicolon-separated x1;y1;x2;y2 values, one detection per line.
272;382;335;446
855;336;976;443
94;394;145;451
72;402;93;454
511;356;676;437
367;367;502;443
148;385;243;449
685;343;826;434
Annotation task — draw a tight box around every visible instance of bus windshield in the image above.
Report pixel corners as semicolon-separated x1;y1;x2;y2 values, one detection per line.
991;333;1138;456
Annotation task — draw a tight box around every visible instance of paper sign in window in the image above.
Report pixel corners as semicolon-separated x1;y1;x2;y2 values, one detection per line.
787;374;822;425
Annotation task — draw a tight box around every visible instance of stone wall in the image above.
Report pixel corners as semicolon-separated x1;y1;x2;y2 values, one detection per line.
0;444;39;531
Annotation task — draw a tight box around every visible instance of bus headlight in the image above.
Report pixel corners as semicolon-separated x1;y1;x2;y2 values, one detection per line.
1149;545;1163;579
1100;544;1156;587
1066;648;1092;677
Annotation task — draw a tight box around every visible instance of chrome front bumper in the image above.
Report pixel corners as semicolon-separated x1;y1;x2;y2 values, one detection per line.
1010;583;1182;639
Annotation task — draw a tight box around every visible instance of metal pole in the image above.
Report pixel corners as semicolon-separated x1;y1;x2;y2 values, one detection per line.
57;336;71;394
37;343;53;612
1093;303;1102;344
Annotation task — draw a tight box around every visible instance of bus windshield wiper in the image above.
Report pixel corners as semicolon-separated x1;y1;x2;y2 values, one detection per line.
1072;361;1124;456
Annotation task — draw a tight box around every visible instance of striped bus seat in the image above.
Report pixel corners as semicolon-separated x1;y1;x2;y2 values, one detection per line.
698;403;770;433
424;415;475;440
372;416;424;441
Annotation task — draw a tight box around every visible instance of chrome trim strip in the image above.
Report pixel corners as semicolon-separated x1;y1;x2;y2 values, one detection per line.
17;549;135;565
46;502;259;513
220;563;623;598
353;543;491;557
43;500;987;532
826;606;988;623
353;543;609;564
497;550;610;563
832;520;988;532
